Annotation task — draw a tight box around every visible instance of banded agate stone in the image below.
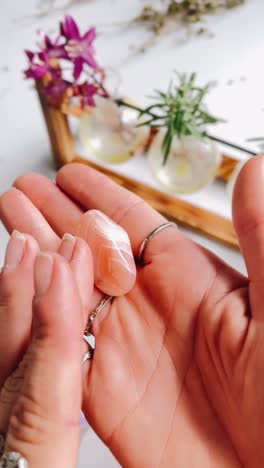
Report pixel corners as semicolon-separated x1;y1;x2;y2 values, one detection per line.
76;210;136;296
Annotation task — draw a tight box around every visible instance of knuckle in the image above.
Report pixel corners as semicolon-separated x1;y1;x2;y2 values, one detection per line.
8;393;47;446
26;222;48;242
0;377;22;406
0;359;28;405
111;196;144;225
0;273;23;312
0;286;15;310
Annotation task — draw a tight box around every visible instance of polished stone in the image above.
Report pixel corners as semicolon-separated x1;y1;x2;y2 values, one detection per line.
76;210;136;296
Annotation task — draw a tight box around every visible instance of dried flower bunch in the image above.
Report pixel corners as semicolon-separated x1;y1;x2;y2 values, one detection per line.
135;0;245;34
24;15;107;106
136;73;221;163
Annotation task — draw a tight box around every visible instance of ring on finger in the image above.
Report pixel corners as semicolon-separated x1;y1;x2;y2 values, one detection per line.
0;451;28;467
138;221;177;266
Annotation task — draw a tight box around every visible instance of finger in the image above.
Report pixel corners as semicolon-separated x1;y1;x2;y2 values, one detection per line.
0;232;39;388
0;188;59;251
13;173;111;314
14;172;83;237
5;253;84;467
57;163;182;260
58;234;94;320
232;155;264;319
0;231;39;432
57;234;97;383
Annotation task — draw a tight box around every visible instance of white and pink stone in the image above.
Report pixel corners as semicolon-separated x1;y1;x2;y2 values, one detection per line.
76;210;136;296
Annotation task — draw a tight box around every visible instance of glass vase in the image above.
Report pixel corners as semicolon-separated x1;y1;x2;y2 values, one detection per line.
78;97;149;164
148;131;222;194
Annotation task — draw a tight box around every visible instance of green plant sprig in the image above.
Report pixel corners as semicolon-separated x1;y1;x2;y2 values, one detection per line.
137;73;222;164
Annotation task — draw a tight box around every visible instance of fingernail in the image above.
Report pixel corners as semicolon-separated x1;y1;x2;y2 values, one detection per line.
34;252;54;297
59;233;76;261
4;230;26;270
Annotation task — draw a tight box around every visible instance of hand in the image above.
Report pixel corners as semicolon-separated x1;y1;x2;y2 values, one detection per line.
0;156;263;467
0;232;93;467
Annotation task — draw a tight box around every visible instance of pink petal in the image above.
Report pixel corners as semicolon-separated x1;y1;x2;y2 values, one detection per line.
44;79;67;104
54;34;64;46
24;69;34;79
86;83;97;94
24;65;47;79
44;35;52;48
38;51;47;61
25;50;34;60
73;58;83;81
86;95;96;107
82;51;97;70
83;27;96;44
81;83;98;105
49;45;67;59
62;15;80;40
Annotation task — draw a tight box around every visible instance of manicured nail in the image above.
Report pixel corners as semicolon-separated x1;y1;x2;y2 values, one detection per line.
4;230;26;270
34;253;54;297
59;233;76;261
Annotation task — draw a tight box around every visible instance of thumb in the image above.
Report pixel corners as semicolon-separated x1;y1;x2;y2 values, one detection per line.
5;252;84;468
232;155;264;320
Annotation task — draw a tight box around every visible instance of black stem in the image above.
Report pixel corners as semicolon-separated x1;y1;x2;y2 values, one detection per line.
115;98;158;119
116;97;258;157
87;71;110;97
205;133;257;156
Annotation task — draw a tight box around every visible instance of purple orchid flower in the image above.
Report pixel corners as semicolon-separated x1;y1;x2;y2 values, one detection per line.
24;50;50;79
42;34;67;60
43;78;68;104
24;15;106;109
35;28;67;60
79;83;98;107
61;15;98;80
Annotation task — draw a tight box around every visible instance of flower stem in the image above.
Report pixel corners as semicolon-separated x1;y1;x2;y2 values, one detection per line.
205;133;257;156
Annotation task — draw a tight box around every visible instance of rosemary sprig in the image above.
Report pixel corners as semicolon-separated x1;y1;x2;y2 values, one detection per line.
116;97;257;156
137;73;221;164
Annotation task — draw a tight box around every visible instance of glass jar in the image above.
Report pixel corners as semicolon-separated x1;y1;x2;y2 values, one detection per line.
78;97;149;164
148;131;222;194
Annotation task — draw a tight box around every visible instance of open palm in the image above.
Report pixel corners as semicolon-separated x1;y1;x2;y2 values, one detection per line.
1;158;263;467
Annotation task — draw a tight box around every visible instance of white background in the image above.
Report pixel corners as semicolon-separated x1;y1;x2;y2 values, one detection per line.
1;0;264;465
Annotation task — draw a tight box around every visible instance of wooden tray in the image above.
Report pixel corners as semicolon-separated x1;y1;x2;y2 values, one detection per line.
36;81;242;249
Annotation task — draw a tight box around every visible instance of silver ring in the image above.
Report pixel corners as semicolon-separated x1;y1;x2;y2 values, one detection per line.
138;222;177;266
0;451;28;467
84;294;113;337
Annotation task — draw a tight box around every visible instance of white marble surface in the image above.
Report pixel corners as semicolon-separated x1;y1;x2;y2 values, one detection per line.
1;0;264;465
